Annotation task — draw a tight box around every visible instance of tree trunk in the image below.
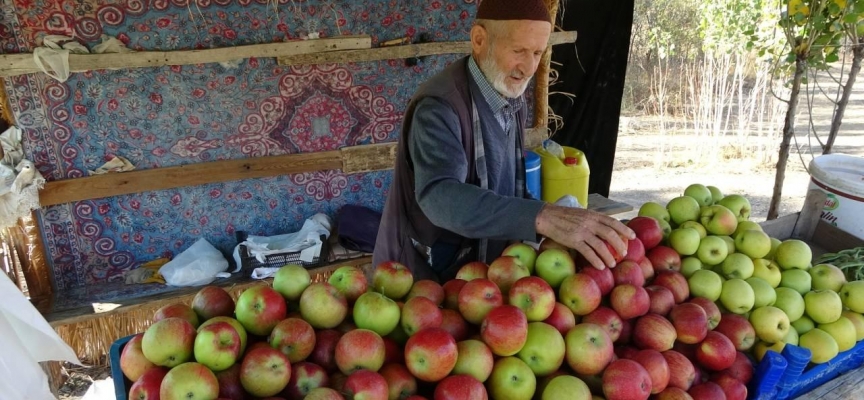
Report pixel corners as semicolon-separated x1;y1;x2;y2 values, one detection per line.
767;57;807;220
823;43;863;154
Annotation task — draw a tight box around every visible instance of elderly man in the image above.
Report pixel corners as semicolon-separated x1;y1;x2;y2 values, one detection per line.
374;0;633;281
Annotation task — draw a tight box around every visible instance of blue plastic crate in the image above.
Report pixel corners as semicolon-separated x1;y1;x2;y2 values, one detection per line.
750;340;864;400
109;334;136;400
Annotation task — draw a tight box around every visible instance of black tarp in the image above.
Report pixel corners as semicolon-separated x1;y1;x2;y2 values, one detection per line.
549;0;635;197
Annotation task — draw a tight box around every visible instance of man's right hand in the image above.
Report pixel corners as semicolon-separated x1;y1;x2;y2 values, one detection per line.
535;204;635;270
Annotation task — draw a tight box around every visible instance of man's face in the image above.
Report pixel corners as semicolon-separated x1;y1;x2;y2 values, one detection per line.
474;20;551;98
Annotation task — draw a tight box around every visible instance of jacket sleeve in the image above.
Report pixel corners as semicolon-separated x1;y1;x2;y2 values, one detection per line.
408;97;544;241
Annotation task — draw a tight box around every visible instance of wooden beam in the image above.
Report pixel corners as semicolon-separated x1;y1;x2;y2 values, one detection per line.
0;36;372;78
534;0;563;131
341;142;397;174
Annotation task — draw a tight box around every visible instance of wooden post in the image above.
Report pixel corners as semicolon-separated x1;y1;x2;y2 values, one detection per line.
18;213;53;312
533;0;561;132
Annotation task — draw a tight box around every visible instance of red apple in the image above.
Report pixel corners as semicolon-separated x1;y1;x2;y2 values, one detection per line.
300;282;348;329
688;382;725;400
402;296;443;336
455;261;488;281
439;309;469;342
142;318;196;368
648;246;682;273
714;313;756;351
647;285;676;316
688;297;722;330
434;374;488;400
199;316;248;356
240;346;292;397
602;359;652;400
653;271;690;303
335;329;386;374
269;317;316;363
617;318;635;344
604;240;626;265
721;352;754;384
559;273;602;316
616;344;641;360
581;265;615;296
305;387;344;399
382;337;404;365
711;373;747;400
160;362;219;400
458;278;503;324
638;257;655;281
343;370;388;400
442;279;467;310
565;323;614;375
236;285;288;336
480;305;528;356
628;217;664;250
663;350;697;390
128;366;168;399
583;306;624;342
543;302;577;336
624;238;647;262
379;363;417;400
372;261;414;299
696;331;736;371
328;371;348;393
487;255;531;294
673;341;699;360
669;303;709;344
310;329;342;373
508;276;556;322
632;349;670;394
406;280;445;305
610;284;650;320
214;363;244;400
191;286;235;321
633;313;677;351
329;265;369;303
613;260;646;287
404;328;458;382
153;303;200;328
120;333;158;382
282;362;329;400
656;387;695;400
194;321;241;372
539;237;569;252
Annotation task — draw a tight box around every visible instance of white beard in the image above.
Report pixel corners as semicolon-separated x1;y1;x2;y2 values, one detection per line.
479;55;531;99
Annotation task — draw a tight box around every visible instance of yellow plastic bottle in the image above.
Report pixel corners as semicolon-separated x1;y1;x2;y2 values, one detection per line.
534;145;590;208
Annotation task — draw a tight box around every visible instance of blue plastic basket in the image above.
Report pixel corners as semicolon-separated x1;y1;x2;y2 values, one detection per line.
750;340;864;400
109;334;136;400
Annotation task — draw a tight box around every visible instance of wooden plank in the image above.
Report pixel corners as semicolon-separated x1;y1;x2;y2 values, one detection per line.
792;189;827;240
0;36;372;78
39;151;342;207
588;193;633;216
811;219;864;254
798;365;864;399
760;212;800;240
341;142;397;173
278;31;578;66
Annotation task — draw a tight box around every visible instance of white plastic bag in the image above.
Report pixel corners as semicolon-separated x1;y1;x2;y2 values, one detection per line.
33;47;71;83
92;34;133;54
232;214;332;272
159;238;229;286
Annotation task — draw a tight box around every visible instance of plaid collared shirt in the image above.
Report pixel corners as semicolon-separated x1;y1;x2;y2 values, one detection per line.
468;56;523;136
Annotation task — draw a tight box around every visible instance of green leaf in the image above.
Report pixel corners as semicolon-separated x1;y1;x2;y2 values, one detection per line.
844;13;859;24
826;52;840;63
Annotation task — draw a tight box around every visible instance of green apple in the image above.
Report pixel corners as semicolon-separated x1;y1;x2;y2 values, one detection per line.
680;221;708;238
353;292;401;336
792;315;815;335
667;196;702;226
684;183;714;207
696;236;728;266
841;310;864;341
488;357;536;400
840;281;864;313
688;269;724;301
766;237;782;260
718;194;752;222
699;205;738;236
783;326;800;346
754;340;786;362
720;253;755;280
517;322;566;376
680;256;704;278
809;264;847;292
639;201;671;223
669;228;701;256
719;235;736;255
774;239;812;270
657;219;673;240
799;328;839;364
819;316;857;352
534;249;576;289
721;278;756;314
541;375;592;400
272;264;312;301
734;230;772;259
805;290;843;324
774;287;806;322
707;186;724;205
780;269;812;295
732;221;763;240
747;277;777;308
750;306;791;343
502;243;539;274
753;259;782;288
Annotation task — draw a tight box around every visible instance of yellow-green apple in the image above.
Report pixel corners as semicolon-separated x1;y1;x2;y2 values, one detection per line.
343;369;388;400
440;309;469;342
610;284;650;320
372;261;414;299
517;322;565;376
142;318;195;367
310;329;342;373
539;237;569;253
559;273;602;316
680;221;708;239
480;305;528;356
452;339;494;382
720;278;755;314
235;285;287;336
269;317;316;363
792;315;816;335
406;279;445;305
581;264;615;295
799;328;839;364
805;289;843;324
534;248;576;289
193;321;240;371
840;281;864;313
696;236;728;266
509;276;556;322
696;331;736;371
128;366;168;400
282;361;329;399
612;259;646;287
638;257;655;281
565;323;614;375
160;362;219;400
442;279;467;310
404;327;458;382
541;375;592;400
749;306;790;343
655;387;694;400
689;297;721;330
378;363;416;400
767;237;782;260
502;242;538;274
720;253;754;280
658;219;674;240
240;345;292;397
669;228;701;256
602;359;652;400
723;351;755;383
667;196;702;226
654;271;690;304
774;239;812;270
624;238;647;263
688;270;723;301
353;292;400;336
842;311;864;341
732;220;762;240
456;261;489;281
191;286;235;321
714;313;756;351
488;357;536;400
630;349;670;394
688;382;726;399
639;201;671;223
199;316;247;357
435;374;487;399
774;287;806;321
752;259;782;287
810;263;847;292
707;185;723;204
153;303;200;328
717;235;736;256
328;265;368;303
647;285;676;317
647;246;682;273
458;278;504;324
272;264;311;302
753;340;783;362
784;326;800;345
305;387;344;399
710;373;747;400
543;302;577;335
401;296;443;336
335;329;385;374
819;316;856;352
699;205;738;236
718;195;751;222
633;313;677;351
300;282;348;329
746;277;776;308
628;216;665;249
685;184;713;207
120;333;157;382
680;257;703;278
583;306;624;342
734;230;771;259
662;350;696;390
488;255;530;295
669;303;708;344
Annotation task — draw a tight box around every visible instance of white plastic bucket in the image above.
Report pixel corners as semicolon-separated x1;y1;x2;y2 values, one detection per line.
808;154;864;240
